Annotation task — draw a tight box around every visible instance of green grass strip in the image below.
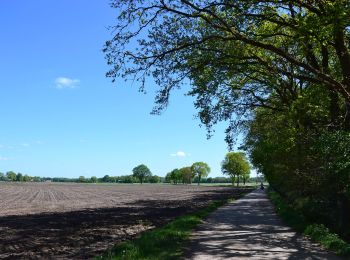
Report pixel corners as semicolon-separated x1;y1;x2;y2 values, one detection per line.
97;194;247;260
268;189;350;256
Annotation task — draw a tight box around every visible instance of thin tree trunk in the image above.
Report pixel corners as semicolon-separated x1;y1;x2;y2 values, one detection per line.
339;195;350;238
345;102;350;130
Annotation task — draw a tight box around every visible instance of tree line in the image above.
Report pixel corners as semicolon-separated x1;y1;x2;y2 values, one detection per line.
0;153;251;185
105;1;350;241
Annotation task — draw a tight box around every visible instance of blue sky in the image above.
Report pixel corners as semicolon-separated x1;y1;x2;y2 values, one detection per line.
0;1;245;178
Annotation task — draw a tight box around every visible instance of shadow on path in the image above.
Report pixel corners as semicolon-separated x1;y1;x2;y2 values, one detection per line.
183;189;344;260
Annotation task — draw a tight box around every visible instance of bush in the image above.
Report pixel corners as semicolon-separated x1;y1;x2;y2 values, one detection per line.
269;189;350;257
304;224;350;256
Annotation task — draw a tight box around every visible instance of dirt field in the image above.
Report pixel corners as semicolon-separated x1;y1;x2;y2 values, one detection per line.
0;182;252;259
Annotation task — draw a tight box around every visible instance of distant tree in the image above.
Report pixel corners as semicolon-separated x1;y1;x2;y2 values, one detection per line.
148;175;161;183
23;175;31;182
132;164;152;184
90;176;97;183
0;172;5;181
6;171;17;181
102;175;110;183
179;167;194;184
165;172;172;183
78;176;86;183
32;176;41;182
166;168;181;184
191;162;211;185
16;173;23;182
122;175;135;183
221;152;251;186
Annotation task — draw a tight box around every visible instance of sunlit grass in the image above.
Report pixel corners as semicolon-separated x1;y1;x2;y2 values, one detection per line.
97;195;247;260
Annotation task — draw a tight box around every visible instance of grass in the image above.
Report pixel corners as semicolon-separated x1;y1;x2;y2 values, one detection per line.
97;193;248;260
268;189;350;257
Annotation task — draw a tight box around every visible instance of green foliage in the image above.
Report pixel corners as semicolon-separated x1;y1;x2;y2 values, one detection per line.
105;1;350;146
191;162;210;185
268;189;307;232
221;152;250;186
165;169;183;184
269;189;350;257
304;224;350;256
132;164;152;184
6;171;17;181
99;198;238;260
148;175;161;183
178;167;194;184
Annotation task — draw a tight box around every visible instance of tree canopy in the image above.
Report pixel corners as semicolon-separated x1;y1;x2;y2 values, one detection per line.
105;0;350;240
221;152;250;186
105;0;350;146
191;162;211;185
132;164;152;184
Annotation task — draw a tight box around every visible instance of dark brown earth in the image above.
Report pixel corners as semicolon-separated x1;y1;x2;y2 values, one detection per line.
0;182;252;259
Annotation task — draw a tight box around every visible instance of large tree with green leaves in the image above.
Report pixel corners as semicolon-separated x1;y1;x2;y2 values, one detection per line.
191;162;211;185
243;91;350;236
132;164;152;184
179;166;194;184
105;0;350;144
166;168;182;184
105;1;350;238
221;152;250;186
6;171;17;182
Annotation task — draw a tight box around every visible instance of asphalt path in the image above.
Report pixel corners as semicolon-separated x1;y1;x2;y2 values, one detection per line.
184;189;343;259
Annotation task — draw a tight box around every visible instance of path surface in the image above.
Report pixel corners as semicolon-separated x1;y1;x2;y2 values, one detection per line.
184;189;343;260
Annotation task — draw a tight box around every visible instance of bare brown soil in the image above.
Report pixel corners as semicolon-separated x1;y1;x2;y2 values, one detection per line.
0;182;252;259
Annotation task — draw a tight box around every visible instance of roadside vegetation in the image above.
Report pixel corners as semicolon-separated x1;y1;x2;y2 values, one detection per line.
104;0;350;248
269;189;350;257
99;190;250;260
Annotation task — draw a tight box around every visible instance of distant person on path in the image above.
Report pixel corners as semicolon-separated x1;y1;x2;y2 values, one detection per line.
260;182;264;190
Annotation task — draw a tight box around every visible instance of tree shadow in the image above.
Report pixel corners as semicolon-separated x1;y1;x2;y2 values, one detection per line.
182;190;343;259
0;187;252;259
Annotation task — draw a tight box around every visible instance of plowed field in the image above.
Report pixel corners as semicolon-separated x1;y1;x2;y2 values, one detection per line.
0;182;252;259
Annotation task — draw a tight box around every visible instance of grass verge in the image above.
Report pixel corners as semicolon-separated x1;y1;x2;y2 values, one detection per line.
97;192;249;260
268;189;350;256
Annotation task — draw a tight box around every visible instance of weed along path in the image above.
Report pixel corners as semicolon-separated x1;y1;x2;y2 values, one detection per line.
184;189;342;260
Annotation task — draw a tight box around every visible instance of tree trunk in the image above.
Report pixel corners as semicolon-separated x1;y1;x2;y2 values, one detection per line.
329;90;340;126
345;102;350;130
198;175;201;185
237;175;240;187
339;196;350;238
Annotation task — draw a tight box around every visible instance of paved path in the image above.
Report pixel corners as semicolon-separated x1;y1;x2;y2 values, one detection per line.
184;189;343;260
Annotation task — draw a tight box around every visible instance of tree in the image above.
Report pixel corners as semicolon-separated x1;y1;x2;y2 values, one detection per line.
132;164;152;184
148;175;161;183
90;176;97;183
101;175;111;183
168;168;182;184
191;162;211;185
179;167;194;184
221;152;250;186
105;0;350;142
105;0;350;237
78;176;86;183
16;173;23;182
23;175;31;182
6;171;17;181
